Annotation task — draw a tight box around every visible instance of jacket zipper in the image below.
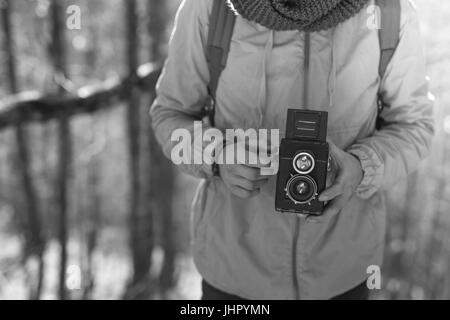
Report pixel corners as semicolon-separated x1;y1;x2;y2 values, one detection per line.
292;31;310;300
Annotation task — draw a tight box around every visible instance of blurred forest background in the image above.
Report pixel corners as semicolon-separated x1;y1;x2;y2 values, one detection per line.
0;0;449;300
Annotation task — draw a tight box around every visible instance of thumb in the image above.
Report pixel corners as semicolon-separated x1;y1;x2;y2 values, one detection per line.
327;140;344;166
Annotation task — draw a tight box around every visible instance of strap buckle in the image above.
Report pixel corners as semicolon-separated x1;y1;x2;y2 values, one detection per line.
376;95;388;130
377;95;385;114
203;95;216;127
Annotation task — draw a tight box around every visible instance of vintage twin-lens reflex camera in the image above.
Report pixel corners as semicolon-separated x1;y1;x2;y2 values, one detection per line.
275;109;329;216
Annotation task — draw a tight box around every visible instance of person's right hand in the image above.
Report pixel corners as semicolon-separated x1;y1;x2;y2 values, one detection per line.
216;140;271;199
219;163;269;198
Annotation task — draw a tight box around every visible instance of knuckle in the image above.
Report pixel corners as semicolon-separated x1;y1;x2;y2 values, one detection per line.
246;169;258;181
240;180;253;190
232;187;250;198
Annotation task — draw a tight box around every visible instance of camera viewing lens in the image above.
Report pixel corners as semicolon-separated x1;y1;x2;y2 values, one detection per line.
285;175;318;205
293;152;315;175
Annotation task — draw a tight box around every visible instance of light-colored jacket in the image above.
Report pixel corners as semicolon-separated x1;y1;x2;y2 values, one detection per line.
151;0;434;299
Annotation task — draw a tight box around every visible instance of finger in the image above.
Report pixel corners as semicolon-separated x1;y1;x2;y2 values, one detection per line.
327;140;343;168
326;170;336;189
245;161;266;169
230;186;260;199
319;178;345;202
260;164;278;177
327;140;341;156
234;165;263;181
243;151;272;169
253;178;269;188
322;193;350;218
234;176;268;191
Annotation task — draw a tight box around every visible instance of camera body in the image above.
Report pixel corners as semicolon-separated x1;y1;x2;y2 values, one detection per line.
275;109;329;216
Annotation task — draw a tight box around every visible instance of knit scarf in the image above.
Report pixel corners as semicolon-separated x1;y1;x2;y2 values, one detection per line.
227;0;370;32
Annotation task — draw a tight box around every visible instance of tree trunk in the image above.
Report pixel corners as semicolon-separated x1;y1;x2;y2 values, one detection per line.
50;0;71;300
124;0;155;299
1;0;17;93
147;0;178;294
1;0;45;300
81;141;103;300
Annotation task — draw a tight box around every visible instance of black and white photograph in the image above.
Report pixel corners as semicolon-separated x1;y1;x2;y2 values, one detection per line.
0;0;449;304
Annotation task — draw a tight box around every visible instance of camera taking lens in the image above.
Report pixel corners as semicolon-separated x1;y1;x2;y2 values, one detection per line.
285;175;318;205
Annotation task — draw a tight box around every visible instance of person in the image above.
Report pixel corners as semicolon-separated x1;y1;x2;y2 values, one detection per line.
150;0;434;300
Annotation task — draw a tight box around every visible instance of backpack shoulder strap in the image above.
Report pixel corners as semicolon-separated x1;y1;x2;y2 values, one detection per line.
376;0;401;80
204;0;236;126
207;0;236;98
375;0;401;129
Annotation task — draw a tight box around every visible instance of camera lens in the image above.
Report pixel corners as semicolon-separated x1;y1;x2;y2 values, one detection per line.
295;181;310;195
293;152;315;175
285;175;318;205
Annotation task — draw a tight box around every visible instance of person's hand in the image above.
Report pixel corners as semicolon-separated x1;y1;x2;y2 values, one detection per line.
318;141;364;217
217;140;270;199
219;163;269;198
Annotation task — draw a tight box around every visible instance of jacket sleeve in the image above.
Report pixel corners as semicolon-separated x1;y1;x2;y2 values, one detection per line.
150;0;214;179
347;0;435;199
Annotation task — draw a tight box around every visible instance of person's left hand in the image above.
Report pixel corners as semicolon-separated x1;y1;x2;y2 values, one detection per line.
318;141;364;218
